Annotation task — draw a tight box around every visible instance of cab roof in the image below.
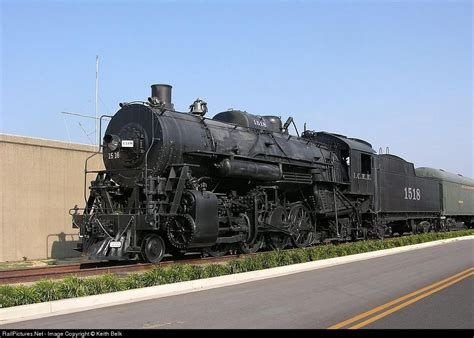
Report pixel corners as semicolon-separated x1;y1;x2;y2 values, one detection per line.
315;132;376;154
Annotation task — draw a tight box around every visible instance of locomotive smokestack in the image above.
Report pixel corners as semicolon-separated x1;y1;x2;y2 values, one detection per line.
150;84;174;110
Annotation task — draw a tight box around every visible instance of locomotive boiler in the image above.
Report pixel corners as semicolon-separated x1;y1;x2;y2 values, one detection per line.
72;83;474;263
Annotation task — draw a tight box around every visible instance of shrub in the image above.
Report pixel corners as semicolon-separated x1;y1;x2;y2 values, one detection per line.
33;279;62;302
180;265;204;281
0;285;17;307
142;267;166;286
275;250;293;266
202;264;231;278
58;276;88;299
7;285;39;306
241;256;263;271
287;249;308;264
261;252;279;268
227;260;246;274
122;273;146;290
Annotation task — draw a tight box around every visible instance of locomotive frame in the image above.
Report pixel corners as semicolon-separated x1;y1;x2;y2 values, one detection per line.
71;84;474;263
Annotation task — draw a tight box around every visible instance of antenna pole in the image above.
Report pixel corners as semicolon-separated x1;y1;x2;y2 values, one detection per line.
95;55;99;146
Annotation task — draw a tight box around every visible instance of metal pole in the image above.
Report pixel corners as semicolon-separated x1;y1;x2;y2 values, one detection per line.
331;160;340;237
61;111;110;120
95;55;99;146
333;186;339;237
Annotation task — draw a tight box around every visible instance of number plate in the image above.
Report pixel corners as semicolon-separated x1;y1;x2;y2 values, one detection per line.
109;241;122;248
121;140;134;148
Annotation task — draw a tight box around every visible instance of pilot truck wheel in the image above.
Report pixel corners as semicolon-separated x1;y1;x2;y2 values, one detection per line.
140;234;166;263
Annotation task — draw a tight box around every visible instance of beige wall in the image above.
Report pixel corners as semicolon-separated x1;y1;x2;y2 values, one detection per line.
0;134;104;262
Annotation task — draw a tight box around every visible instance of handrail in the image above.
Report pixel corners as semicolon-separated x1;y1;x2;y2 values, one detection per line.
83;115;114;203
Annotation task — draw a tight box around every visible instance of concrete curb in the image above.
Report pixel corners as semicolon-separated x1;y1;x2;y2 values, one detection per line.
1;235;472;324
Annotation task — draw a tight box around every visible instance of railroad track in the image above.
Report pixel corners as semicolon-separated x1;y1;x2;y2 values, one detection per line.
0;254;247;285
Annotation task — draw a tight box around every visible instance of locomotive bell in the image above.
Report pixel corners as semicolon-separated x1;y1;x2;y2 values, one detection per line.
189;98;208;116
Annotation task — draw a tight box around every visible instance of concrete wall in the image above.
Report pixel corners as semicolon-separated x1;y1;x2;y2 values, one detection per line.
0;134;104;262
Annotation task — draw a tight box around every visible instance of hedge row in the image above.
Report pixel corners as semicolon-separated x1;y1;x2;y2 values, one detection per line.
1;230;472;308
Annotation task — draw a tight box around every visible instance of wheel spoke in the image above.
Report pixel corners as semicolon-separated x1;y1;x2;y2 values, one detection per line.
288;204;314;248
166;215;195;249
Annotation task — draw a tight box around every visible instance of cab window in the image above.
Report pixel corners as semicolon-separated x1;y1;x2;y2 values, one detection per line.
361;154;371;175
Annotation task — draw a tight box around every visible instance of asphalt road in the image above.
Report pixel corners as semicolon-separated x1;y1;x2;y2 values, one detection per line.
366;276;473;329
1;239;472;329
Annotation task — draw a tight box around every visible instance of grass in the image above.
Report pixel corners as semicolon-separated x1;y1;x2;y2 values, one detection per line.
0;262;34;271
0;259;58;271
0;229;472;308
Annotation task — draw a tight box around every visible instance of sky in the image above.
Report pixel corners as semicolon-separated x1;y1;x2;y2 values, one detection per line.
1;0;472;176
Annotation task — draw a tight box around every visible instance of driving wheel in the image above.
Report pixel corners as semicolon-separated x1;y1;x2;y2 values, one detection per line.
288;203;314;248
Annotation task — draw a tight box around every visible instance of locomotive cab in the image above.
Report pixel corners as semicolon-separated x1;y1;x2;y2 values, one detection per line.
348;148;375;195
308;132;376;195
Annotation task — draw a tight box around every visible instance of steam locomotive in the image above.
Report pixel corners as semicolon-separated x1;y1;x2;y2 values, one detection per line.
71;84;474;263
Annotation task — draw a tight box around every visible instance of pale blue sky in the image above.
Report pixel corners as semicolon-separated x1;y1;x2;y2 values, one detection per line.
1;0;472;176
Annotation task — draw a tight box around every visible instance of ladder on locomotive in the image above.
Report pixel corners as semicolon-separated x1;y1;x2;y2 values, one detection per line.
158;164;190;215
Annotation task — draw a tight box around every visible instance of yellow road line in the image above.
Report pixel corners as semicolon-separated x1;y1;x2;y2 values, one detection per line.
328;266;473;329
350;271;473;329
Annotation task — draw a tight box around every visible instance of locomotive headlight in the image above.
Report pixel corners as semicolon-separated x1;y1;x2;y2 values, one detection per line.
103;134;121;152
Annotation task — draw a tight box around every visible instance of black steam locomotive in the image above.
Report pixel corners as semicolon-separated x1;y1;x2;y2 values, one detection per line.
72;84;474;263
